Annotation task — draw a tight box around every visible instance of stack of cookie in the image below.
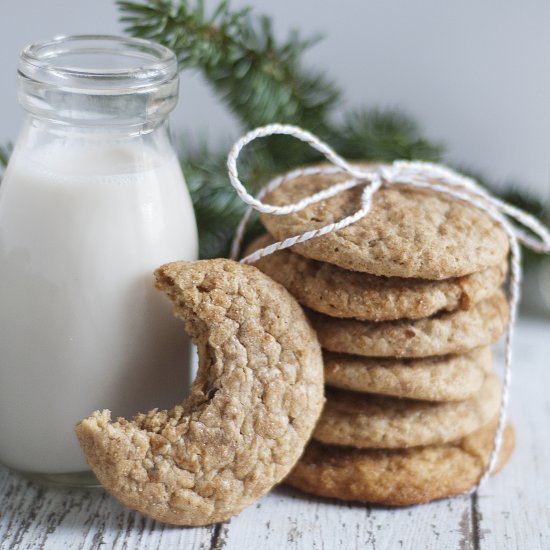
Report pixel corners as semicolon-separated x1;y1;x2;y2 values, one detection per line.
246;166;516;505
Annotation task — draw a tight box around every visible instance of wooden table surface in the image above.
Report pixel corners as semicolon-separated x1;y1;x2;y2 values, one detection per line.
1;316;549;550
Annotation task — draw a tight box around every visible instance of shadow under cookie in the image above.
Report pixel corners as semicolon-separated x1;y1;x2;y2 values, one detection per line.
285;420;515;506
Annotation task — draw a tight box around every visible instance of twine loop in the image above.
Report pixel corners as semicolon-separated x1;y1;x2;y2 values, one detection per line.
227;123;550;492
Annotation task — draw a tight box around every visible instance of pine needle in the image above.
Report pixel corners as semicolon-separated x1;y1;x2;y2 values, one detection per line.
0;143;12;170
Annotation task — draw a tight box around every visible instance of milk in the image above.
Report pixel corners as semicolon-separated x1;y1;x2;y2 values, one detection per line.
0;140;198;474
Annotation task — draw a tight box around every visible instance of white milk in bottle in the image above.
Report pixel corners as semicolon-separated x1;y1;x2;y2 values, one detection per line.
0;36;198;486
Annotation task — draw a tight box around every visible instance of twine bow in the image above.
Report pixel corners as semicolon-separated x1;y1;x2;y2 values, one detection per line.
227;123;550;492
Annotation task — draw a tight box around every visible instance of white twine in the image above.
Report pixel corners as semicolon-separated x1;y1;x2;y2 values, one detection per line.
227;123;550;492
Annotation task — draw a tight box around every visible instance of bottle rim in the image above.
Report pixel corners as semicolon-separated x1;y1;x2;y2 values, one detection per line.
17;35;179;127
19;34;178;94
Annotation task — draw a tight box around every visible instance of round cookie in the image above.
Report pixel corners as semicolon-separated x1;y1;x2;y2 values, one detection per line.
285;420;515;506
75;259;325;526
314;373;501;449
324;347;493;401
260;165;509;279
311;291;508;358
247;235;507;321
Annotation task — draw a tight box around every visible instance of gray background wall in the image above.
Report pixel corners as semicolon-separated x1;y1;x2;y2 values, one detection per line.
1;0;549;197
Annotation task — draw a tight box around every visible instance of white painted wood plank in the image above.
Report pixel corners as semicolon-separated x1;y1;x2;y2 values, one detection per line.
221;486;474;550
0;466;215;550
476;318;550;550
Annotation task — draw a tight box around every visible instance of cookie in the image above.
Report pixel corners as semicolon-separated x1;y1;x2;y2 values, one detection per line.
285;420;515;505
260;165;509;279
324;347;492;401
75;259;325;526
311;291;508;357
246;235;507;321
314;373;501;449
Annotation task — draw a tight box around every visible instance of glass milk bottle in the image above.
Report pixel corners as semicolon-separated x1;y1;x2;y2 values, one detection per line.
0;36;198;486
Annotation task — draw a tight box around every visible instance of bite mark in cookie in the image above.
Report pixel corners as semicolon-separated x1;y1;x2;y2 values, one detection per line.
75;259;324;526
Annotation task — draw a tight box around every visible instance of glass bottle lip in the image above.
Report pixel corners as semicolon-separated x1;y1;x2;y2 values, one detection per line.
19;34;178;94
17;35;179;126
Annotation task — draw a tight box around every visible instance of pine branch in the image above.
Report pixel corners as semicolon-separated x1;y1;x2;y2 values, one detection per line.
0;143;12;170
118;0;340;168
118;0;339;137
458;167;550;268
329;108;443;162
181;141;277;258
182;144;245;259
498;186;549;267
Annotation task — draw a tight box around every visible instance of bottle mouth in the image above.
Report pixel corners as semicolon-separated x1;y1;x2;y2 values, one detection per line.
18;35;179;126
19;35;178;94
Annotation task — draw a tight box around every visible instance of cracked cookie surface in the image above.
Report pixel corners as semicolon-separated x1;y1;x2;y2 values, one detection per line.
285;420;515;505
311;291;508;358
314;373;501;449
324;347;492;401
247;235;506;321
75;259;324;526
260;164;509;279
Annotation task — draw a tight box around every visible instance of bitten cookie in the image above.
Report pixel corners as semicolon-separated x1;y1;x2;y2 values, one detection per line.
311;291;508;357
286;420;515;506
75;259;325;526
247;235;507;321
324;347;492;401
260;165;509;279
313;373;501;449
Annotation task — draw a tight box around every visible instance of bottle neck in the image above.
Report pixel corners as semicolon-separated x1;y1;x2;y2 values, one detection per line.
17;35;179;130
21;112;172;140
18;73;178;131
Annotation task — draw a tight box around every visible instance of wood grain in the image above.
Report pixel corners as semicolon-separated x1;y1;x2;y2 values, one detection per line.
219;487;474;550
475;321;550;550
0;317;548;550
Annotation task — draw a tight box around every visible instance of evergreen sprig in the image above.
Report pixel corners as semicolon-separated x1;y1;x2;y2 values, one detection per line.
118;0;344;173
0;143;12;170
329;108;443;162
181;142;267;259
117;0;338;134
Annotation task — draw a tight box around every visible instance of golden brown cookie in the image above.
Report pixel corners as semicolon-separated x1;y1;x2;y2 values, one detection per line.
285;420;515;505
324;347;492;401
311;291;508;357
260;165;509;279
314;373;501;449
247;235;507;321
75;259;325;526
